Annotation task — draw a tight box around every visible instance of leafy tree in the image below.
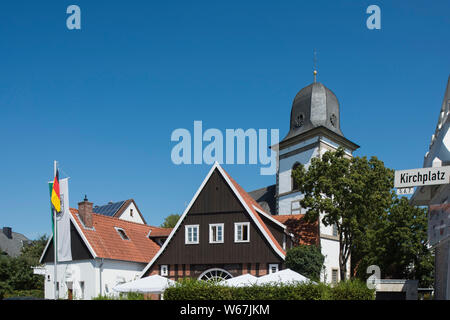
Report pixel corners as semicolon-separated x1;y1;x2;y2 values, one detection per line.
352;198;433;287
160;214;181;228
20;235;48;264
0;255;11;283
292;147;394;281
0;234;48;296
8;257;42;291
285;245;324;281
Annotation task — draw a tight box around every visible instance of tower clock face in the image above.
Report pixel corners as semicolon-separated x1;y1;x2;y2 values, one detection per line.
330;114;337;127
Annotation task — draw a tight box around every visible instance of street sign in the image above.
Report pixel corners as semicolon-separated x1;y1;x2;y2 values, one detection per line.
396;187;414;195
394;166;450;188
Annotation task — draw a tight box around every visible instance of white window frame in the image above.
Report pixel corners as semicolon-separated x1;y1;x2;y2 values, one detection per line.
160;265;169;276
331;268;339;284
234;222;250;243
291;200;301;215
332;223;338;237
269;264;279;274
209;223;224;244
115;227;130;240
185;224;199;244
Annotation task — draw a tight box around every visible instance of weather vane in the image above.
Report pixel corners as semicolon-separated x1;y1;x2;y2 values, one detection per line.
313;48;318;83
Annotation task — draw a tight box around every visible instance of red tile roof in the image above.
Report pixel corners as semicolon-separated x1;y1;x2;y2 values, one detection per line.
70;208;167;263
272;214;319;246
222;169;287;257
148;228;173;237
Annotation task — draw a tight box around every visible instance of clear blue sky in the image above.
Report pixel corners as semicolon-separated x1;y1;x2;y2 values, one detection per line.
1;1;449;239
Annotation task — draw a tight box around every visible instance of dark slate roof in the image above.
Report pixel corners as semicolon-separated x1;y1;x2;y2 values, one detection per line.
0;228;31;257
92;200;126;217
248;184;277;215
282;82;343;143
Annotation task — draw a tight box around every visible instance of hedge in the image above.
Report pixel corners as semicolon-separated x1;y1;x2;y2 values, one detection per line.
328;280;375;300
2;289;44;299
92;292;145;300
164;278;374;300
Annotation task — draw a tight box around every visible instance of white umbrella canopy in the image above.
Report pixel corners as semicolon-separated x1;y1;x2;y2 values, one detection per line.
220;274;258;287
113;275;176;294
255;269;311;285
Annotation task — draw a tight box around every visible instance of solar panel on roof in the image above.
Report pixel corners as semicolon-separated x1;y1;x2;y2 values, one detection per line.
92;200;126;217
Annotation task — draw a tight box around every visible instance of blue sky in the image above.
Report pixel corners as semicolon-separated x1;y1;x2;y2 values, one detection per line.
0;1;449;239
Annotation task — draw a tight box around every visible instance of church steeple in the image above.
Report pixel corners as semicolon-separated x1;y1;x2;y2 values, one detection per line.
275;79;359;215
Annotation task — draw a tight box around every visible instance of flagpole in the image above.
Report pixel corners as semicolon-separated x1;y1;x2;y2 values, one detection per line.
53;160;58;300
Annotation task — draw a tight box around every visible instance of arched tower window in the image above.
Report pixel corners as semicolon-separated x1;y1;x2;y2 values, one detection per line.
291;162;301;191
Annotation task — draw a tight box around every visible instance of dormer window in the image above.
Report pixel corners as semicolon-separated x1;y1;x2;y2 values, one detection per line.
115;227;129;240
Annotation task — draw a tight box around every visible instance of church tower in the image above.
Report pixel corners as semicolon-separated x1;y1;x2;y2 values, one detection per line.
275;79;359;282
276;81;359;214
249;73;361;283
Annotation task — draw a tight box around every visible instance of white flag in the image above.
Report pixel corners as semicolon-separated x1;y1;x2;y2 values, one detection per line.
56;178;72;262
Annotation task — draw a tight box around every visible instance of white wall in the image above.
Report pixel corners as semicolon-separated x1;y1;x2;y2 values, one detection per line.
100;259;146;297
119;202;145;224
277;135;354;283
44;260;96;300
423;84;450;300
424;110;450;168
277;136;351;214
320;237;340;283
278;192;305;215
278;146;319;194
278;137;318;157
43;259;146;300
278;144;319;215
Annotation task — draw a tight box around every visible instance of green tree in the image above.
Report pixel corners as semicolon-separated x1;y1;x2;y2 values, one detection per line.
352;198;433;287
13;235;48;291
20;235;48;262
285;245;324;282
160;214;181;228
292;147;394;281
0;254;11;283
0;234;48;296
